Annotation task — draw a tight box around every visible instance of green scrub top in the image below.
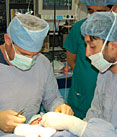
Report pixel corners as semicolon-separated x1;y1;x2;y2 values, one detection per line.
64;19;98;119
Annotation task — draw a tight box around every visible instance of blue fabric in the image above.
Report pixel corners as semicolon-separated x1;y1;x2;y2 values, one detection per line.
82;118;117;137
52;130;77;137
0;53;64;136
85;70;117;127
81;12;117;42
7;14;49;52
80;0;117;5
0;49;9;65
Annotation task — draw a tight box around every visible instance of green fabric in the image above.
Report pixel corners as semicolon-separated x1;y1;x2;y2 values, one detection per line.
64;19;98;119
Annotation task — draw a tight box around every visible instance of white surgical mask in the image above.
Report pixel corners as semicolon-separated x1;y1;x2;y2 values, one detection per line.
5;44;37;71
88;52;116;73
88;12;117;73
87;13;91;18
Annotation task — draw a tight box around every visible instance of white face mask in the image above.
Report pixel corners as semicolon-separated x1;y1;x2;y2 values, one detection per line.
5;44;37;71
88;52;116;73
87;13;91;18
88;12;117;73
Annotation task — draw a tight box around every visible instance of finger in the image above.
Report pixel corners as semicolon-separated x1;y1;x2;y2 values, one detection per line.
54;109;61;113
68;110;73;115
13;116;26;124
62;107;74;115
66;108;74;115
3;126;16;133
55;107;69;114
13;119;26;127
59;108;67;114
9;110;18;116
17;114;25;118
70;110;74;115
64;105;74;115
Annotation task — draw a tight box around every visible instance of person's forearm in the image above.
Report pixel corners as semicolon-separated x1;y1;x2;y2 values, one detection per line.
66;51;76;70
67;61;75;70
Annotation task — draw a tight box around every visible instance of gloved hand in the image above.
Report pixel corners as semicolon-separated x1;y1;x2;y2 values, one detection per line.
54;104;74;115
41;112;87;137
0;110;26;133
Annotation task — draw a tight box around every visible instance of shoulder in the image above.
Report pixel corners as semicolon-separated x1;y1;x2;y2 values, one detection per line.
33;53;52;75
73;18;87;28
97;70;112;81
37;53;50;63
96;70;113;86
36;53;51;68
69;18;87;35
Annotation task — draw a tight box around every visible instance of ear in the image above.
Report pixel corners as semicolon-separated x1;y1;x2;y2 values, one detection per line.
4;33;12;46
111;42;117;57
112;6;117;12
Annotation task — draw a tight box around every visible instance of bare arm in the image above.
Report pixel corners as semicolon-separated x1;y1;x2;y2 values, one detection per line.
66;50;76;70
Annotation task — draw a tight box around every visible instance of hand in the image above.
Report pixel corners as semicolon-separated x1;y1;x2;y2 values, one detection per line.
0;110;26;133
41;112;72;130
41;112;87;136
54;104;74;115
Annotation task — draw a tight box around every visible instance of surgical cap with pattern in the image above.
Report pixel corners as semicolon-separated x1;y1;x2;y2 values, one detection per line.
81;12;117;42
80;0;117;6
7;14;49;52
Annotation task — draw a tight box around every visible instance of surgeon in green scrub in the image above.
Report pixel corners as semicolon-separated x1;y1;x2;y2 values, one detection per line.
64;4;112;119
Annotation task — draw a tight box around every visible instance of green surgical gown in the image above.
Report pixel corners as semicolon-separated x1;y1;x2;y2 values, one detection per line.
64;19;98;119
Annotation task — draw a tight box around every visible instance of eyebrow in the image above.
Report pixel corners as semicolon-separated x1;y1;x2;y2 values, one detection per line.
90;36;99;41
88;8;108;12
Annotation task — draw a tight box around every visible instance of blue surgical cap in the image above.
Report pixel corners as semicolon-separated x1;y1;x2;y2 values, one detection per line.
81;12;117;41
81;0;117;6
7;14;49;52
80;0;117;5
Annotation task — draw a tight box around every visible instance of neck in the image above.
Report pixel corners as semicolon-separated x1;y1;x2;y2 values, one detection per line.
109;64;117;74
